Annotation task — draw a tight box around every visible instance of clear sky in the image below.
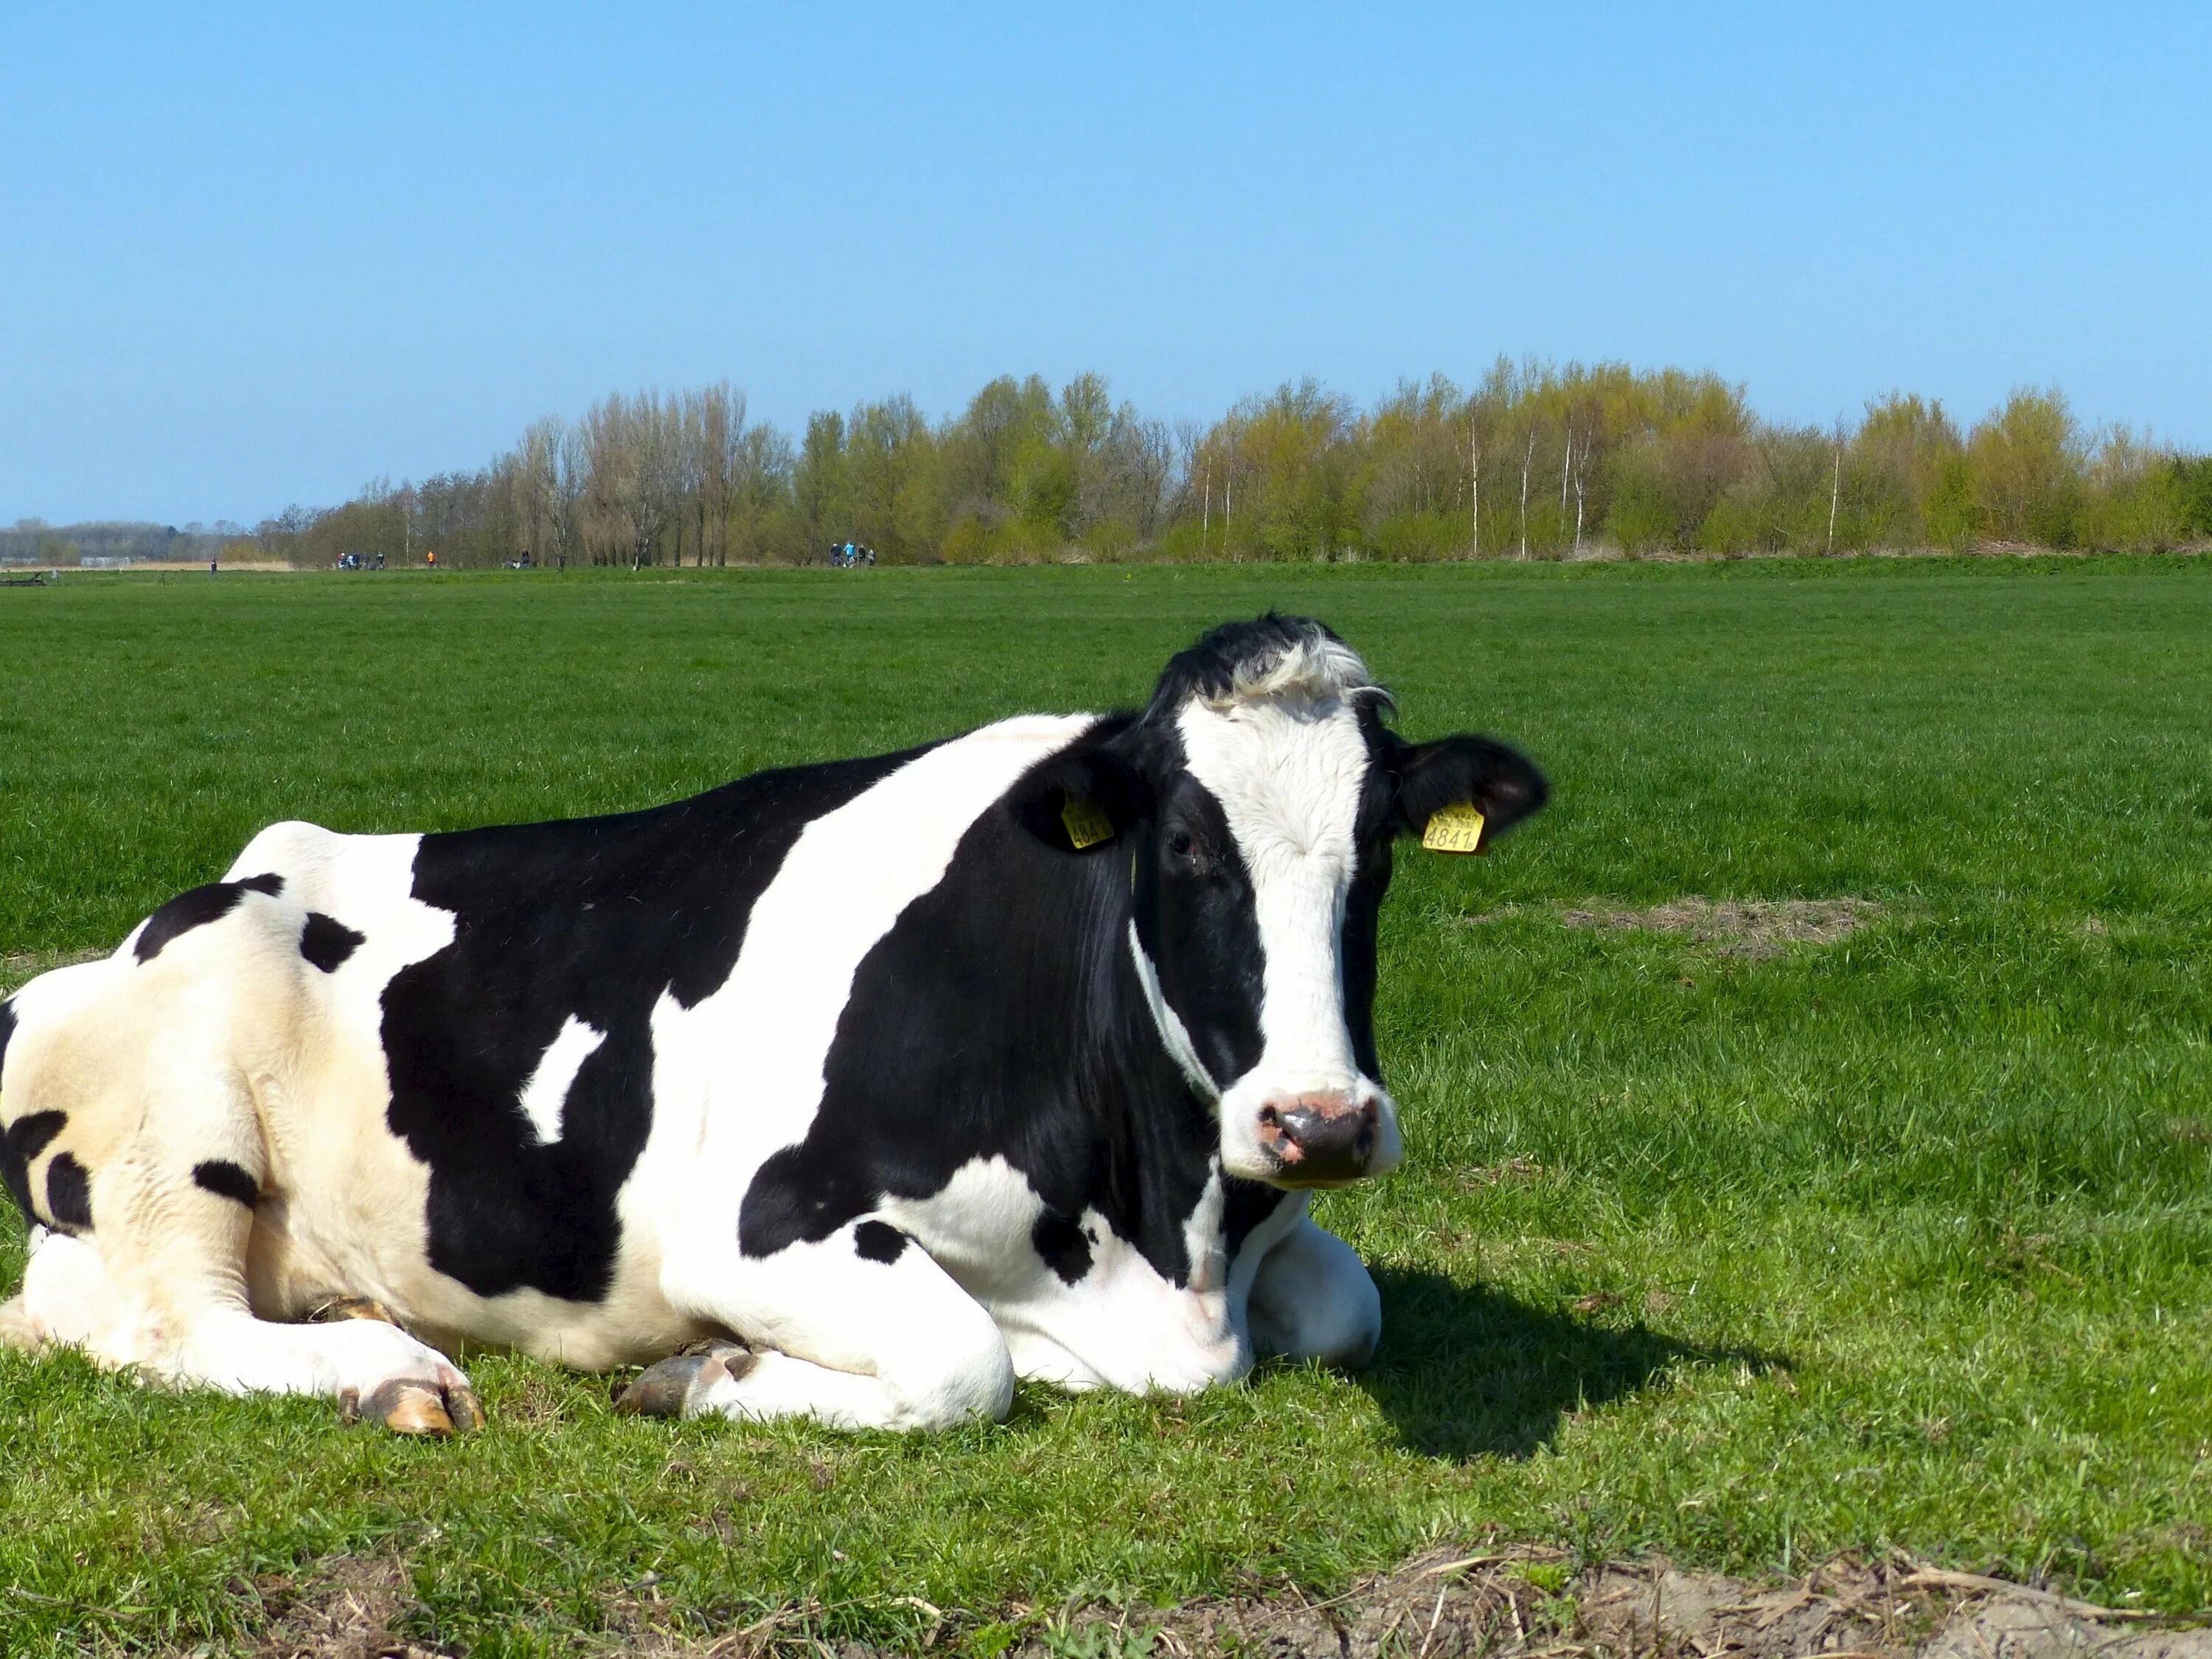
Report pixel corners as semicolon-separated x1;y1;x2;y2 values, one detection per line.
4;2;2206;526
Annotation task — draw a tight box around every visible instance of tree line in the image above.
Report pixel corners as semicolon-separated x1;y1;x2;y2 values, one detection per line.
0;519;245;567
116;366;2212;569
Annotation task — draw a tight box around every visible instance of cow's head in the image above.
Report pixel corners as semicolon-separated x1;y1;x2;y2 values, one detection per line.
1011;616;1546;1189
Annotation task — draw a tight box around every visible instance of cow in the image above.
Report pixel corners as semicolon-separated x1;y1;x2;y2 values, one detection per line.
0;616;1545;1435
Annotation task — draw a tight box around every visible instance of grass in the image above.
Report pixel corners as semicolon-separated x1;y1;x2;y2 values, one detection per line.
1;558;2210;1655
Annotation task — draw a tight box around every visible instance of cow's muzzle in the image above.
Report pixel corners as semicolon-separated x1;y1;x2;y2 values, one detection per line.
1254;1090;1385;1188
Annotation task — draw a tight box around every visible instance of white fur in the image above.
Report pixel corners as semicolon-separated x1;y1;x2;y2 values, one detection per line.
1193;629;1391;714
1173;691;1403;1183
1126;923;1220;1102
1246;1214;1382;1366
516;1016;605;1144
883;1155;1247;1394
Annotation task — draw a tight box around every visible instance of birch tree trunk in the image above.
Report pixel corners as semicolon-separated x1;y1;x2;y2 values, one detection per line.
1470;432;1481;560
1827;444;1843;554
1519;431;1534;559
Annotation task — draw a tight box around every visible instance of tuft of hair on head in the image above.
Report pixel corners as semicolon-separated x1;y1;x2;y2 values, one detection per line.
1147;614;1394;720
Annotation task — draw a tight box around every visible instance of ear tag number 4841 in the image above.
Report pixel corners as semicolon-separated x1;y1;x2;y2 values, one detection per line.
1062;796;1116;850
1422;802;1486;855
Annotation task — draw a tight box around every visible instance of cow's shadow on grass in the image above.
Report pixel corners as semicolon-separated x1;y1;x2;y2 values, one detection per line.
1349;1268;1775;1461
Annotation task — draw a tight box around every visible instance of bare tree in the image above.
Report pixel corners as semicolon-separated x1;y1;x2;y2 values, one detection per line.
1468;419;1480;559
1826;433;1843;554
1519;429;1534;558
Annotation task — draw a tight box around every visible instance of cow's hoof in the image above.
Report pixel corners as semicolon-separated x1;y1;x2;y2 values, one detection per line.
613;1341;755;1419
341;1377;482;1438
444;1382;487;1433
313;1296;399;1325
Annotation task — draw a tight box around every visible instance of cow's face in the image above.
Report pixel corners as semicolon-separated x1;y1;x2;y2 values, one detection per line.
1014;618;1546;1190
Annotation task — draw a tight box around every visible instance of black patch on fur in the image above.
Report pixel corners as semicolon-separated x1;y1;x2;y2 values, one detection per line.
378;745;925;1302
192;1158;260;1206
853;1220;908;1264
1;1106;65;1225
45;1152;91;1231
134;871;285;963
1132;776;1267;1090
740;719;1237;1294
299;911;364;973
1031;1210;1093;1284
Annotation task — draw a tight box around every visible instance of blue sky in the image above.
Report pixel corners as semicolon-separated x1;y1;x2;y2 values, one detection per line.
3;3;2206;526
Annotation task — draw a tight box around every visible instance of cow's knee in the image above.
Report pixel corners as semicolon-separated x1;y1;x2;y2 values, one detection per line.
1247;1219;1382;1368
880;1298;1016;1428
665;1222;1015;1431
20;1230;132;1360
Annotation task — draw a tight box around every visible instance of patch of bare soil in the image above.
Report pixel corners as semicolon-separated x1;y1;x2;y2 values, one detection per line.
1556;897;1880;959
1010;1550;2206;1659
243;1556;445;1659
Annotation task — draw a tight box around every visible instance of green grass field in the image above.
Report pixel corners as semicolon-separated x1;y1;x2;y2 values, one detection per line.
2;560;2210;1655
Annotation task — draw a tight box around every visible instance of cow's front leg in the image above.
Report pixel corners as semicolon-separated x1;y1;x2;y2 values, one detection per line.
1245;1215;1382;1368
641;1217;1015;1431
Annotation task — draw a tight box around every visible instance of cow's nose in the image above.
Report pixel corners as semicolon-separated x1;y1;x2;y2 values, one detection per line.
1257;1091;1381;1187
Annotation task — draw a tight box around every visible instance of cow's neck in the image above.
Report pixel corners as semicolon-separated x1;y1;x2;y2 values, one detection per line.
1045;845;1278;1290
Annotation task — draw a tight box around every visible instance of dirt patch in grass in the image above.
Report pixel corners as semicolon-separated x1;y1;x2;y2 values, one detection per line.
576;1549;2205;1658
243;1555;439;1659
1554;896;1882;959
1002;1549;2205;1659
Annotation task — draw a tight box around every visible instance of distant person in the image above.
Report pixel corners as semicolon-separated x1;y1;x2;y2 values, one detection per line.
426;550;437;567
209;554;218;575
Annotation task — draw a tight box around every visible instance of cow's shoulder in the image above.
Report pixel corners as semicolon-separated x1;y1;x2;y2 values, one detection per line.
740;724;1222;1291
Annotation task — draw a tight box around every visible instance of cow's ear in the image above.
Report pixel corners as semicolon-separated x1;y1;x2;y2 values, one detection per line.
1390;734;1548;849
1007;748;1152;854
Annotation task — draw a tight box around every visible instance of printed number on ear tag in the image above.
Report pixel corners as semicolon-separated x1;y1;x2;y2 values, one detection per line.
1061;796;1116;850
1421;802;1487;855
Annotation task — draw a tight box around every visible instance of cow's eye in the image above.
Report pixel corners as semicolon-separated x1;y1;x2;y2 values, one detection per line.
1166;829;1200;863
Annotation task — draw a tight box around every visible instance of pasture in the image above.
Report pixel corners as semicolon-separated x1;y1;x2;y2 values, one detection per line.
2;558;2210;1655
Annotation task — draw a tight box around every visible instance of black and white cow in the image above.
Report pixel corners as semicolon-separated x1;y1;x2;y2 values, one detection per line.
0;616;1544;1434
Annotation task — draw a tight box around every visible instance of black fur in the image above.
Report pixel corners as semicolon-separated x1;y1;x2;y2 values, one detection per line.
192;1159;260;1206
378;746;924;1301
1129;771;1267;1089
1385;732;1550;843
1031;1210;1093;1284
299;912;364;973
1;1106;65;1227
135;872;285;963
853;1220;908;1263
46;1152;91;1231
740;741;1246;1285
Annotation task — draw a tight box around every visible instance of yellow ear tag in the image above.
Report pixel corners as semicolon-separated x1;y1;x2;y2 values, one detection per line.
1421;801;1487;855
1061;796;1116;850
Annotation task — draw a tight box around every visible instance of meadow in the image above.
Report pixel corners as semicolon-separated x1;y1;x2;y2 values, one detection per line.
1;558;2209;1655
